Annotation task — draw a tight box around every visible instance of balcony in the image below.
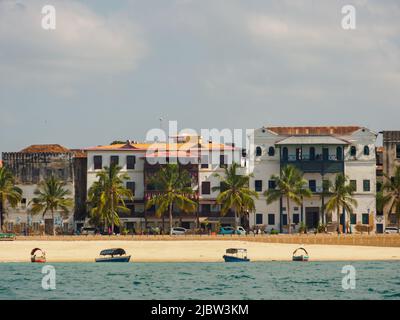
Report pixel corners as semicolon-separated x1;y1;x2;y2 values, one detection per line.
281;155;344;174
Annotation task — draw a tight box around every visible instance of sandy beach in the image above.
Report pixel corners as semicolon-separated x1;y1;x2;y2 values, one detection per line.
2;240;400;262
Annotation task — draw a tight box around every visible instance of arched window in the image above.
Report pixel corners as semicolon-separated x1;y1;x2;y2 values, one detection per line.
336;147;342;161
363;146;370;156
268;147;275;156
282;147;288;161
350;146;357;157
256;146;262;157
309;147;315;160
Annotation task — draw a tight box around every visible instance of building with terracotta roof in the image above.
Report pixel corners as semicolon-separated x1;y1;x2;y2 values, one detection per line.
1;145;87;234
249;126;380;233
85;135;246;233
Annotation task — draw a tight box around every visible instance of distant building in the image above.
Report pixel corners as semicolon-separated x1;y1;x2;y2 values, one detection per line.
85;135;246;233
382;131;400;226
249;126;379;233
1;145;87;234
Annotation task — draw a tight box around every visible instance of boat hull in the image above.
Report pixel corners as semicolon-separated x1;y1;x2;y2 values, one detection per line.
223;255;250;262
95;256;131;263
292;255;309;262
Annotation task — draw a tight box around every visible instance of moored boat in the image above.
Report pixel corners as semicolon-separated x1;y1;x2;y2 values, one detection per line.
223;248;250;262
95;248;131;262
31;248;46;263
292;247;309;262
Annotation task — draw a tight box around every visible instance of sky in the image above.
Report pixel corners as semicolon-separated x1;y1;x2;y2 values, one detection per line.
0;0;399;152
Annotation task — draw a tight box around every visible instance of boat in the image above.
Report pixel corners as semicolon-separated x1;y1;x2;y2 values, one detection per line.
95;248;131;262
223;248;250;262
31;248;46;263
0;233;16;241
292;247;309;262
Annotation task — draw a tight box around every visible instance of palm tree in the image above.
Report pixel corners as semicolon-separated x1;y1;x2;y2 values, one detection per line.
382;166;400;231
30;175;73;235
324;173;357;234
145;164;196;233
264;165;311;234
213;162;258;228
0;167;23;231
87;165;133;234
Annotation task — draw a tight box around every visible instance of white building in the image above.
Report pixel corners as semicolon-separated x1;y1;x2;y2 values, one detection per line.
85;135;246;233
249;126;379;233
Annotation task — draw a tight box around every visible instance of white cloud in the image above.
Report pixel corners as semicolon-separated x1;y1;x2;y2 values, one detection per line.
0;0;147;85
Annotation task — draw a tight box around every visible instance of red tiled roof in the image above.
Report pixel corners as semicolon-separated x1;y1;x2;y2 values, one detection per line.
20;144;71;153
267;126;361;136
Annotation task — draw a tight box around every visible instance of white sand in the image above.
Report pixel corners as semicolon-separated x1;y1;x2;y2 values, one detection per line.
2;240;400;262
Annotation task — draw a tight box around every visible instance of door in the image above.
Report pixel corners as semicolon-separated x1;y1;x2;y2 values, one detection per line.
376;224;383;234
45;219;54;235
305;207;319;229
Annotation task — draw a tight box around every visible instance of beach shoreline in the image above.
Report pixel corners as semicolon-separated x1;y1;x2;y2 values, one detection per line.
2;240;400;263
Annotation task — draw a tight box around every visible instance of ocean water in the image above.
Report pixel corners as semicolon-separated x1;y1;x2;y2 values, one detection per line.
0;261;399;300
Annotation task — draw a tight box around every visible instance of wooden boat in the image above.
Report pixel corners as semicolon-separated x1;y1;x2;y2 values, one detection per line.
95;248;131;262
223;248;250;262
31;248;46;263
292;247;309;262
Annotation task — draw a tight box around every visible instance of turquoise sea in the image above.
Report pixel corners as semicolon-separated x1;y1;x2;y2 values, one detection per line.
0;261;399;300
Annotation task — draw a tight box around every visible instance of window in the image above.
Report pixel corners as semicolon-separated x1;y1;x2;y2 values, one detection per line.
201;181;211;195
220;182;228;193
94;156;102;170
350;180;357;192
255;180;263;192
309;147;315;160
126;156;136;169
350;146;357;157
282;214;288;226
309;180;316;192
322;148;329;161
350;214;357;225
336;147;343;161
21;198;27;209
126;182;135;194
256;213;263;225
201;155;209;169
362;213;369;224
268;214;275;225
397;144;400;159
268;180;276;190
110;156;119;167
293;214;300;224
219;155;227;168
282;147;288;161
256;146;262;157
363;180;370;192
202;204;211;213
363;146;370;156
268;147;275;156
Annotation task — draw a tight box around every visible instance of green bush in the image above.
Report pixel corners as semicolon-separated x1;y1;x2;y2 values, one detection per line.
270;229;279;235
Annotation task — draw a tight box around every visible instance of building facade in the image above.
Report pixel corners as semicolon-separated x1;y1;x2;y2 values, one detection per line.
249;126;379;233
1;145;87;234
85;135;246;233
382;131;400;226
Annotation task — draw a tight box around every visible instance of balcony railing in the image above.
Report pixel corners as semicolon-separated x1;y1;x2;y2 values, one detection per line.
281;155;344;173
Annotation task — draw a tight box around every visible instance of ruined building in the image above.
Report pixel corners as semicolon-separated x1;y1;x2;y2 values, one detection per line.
1;145;87;234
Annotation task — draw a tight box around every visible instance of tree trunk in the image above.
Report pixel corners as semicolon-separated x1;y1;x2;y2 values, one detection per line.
162;215;165;234
337;207;341;234
287;197;291;234
111;191;114;235
234;209;238;229
169;204;173;234
0;196;3;232
52;210;56;236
